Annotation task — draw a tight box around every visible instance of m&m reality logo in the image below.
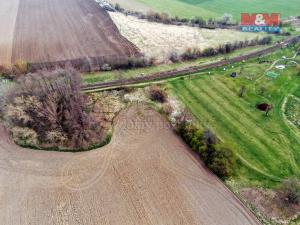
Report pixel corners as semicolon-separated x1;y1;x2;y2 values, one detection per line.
240;13;281;33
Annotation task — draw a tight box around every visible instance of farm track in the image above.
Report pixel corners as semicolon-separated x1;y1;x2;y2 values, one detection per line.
0;105;262;225
82;35;300;92
0;0;139;70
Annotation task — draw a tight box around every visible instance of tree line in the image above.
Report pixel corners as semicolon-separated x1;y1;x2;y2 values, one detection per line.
114;3;237;29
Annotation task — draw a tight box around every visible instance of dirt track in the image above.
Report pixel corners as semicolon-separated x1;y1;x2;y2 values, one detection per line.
0;105;261;225
0;0;139;69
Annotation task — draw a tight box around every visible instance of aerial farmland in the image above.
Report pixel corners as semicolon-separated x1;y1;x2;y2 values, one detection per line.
0;0;300;225
0;0;139;69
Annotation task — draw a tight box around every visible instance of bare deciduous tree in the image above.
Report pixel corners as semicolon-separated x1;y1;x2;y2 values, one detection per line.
5;68;104;150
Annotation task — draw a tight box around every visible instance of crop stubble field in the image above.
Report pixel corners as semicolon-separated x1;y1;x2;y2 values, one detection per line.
0;105;261;225
0;0;139;68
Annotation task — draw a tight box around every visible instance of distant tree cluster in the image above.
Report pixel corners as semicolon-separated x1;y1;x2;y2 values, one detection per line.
176;37;273;61
114;4;237;28
121;57;156;69
177;122;236;179
3;68;105;150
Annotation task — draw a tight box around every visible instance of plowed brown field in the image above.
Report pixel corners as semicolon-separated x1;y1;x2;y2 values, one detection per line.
0;105;261;225
0;0;139;70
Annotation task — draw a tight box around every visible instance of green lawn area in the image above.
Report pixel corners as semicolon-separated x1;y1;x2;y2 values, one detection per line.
167;46;300;188
132;0;300;20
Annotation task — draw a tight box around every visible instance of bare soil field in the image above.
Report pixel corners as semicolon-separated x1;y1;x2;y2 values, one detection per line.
0;0;139;70
109;12;263;62
0;0;20;66
0;104;261;225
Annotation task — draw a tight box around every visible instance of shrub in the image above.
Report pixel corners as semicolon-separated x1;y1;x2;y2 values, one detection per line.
201;47;217;57
296;65;300;76
169;52;181;63
123;57;155;69
0;65;12;78
191;16;206;26
101;64;112;71
177;123;236;179
201;144;236;178
148;86;168;103
162;103;173;116
11;126;38;147
219;13;233;25
258;36;272;45
181;48;201;60
12;60;30;76
278;178;300;205
114;3;123;12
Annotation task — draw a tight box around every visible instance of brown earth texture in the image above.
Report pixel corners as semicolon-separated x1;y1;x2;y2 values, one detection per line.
0;104;261;225
0;0;139;69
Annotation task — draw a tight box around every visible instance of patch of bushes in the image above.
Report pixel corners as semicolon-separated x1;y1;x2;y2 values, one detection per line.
278;178;300;205
125;56;155;69
148;86;168;103
176;36;273;62
177;122;236;179
113;3;237;28
0;61;31;79
169;52;181;63
3;68;105;150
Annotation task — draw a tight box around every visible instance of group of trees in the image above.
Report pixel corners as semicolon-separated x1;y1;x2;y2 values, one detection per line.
3;68;105;150
177;122;236;179
177;37;273;61
120;56;156;70
114;3;236;28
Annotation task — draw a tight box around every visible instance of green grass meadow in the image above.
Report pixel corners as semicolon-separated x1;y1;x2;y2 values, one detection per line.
167;46;300;187
135;0;300;20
